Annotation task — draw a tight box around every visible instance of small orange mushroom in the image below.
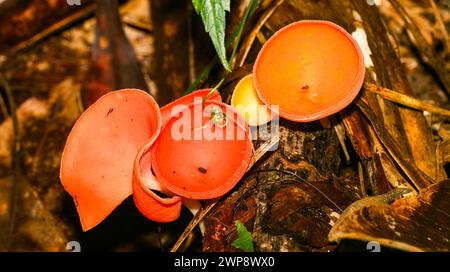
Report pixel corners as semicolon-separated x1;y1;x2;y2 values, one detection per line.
151;100;253;200
253;20;365;122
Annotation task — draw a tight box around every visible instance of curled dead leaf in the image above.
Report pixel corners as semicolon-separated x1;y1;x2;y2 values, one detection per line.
329;180;450;252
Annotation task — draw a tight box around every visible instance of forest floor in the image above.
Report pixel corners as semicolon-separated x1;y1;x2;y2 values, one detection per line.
0;0;448;251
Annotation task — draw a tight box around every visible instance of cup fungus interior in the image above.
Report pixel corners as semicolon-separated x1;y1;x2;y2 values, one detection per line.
60;89;161;231
151;101;253;200
253;20;365;122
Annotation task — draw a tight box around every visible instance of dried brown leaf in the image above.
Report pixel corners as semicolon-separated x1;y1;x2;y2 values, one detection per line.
329;180;450;252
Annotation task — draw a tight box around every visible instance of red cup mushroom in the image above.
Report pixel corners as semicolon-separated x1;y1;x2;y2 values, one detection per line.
253;20;365;122
151;100;253;200
60;89;161;231
132;89;222;222
60;88;226;230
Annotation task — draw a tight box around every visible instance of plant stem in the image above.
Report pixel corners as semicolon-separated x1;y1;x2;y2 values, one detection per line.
184;0;260;95
229;0;259;69
202;77;225;108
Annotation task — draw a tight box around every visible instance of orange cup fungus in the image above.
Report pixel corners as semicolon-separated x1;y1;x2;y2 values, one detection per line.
253;20;365;122
151;100;253;200
60;89;161;231
60;88;252;231
61;20;365;232
132;89;222;222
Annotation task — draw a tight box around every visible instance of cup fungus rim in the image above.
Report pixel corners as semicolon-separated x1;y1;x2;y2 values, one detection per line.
161;88;220;109
133;142;182;206
160;88;221;123
60;88;157;177
253;20;366;122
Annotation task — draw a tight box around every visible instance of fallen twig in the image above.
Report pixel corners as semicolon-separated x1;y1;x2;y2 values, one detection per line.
7;3;96;56
237;0;285;68
366;83;450;118
122;18;153;33
358;162;367;198
0;73;21;249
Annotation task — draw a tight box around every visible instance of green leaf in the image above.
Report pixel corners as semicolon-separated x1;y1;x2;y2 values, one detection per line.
193;0;231;71
231;220;254;252
185;0;260;95
192;0;202;13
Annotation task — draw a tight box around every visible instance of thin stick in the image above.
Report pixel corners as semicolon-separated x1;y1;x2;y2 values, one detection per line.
333;120;350;162
122;18;152;33
252;133;280;164
429;0;450;51
237;0;285;67
245;169;344;213
0;73;20;249
184;1;260;95
6;0;145;56
358;162;367;198
170;134;280;252
229;0;260;69
8;4;96;55
366;83;450;118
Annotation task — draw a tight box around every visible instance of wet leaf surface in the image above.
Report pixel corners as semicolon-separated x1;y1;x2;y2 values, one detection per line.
329;180;450;252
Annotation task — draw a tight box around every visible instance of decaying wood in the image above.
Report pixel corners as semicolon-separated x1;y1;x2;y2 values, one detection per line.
329;180;450;252
0;0;447;252
199;0;445;252
236;0;285;69
203;121;360;252
357;99;434;190
83;0;148;106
